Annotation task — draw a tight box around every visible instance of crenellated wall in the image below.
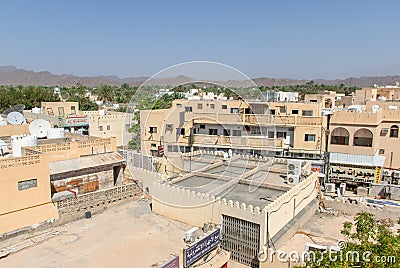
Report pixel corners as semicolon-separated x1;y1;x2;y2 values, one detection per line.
265;173;319;239
21;137;117;161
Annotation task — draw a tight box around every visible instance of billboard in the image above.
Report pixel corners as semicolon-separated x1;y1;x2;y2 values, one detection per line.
59;115;89;127
183;229;220;267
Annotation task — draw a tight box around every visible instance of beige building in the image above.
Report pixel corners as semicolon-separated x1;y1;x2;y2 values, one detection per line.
41;102;81;116
131;151;319;268
329;109;400;184
87;111;134;147
355;86;400;105
0;154;59;235
140;99;326;170
0;121;125;235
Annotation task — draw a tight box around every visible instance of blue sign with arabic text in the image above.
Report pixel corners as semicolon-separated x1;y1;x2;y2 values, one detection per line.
183;229;220;267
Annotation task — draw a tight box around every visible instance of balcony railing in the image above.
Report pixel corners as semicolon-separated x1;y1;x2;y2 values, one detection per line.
193;134;284;148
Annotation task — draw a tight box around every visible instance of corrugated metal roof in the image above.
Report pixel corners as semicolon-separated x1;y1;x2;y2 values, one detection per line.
330;151;386;167
49;152;124;175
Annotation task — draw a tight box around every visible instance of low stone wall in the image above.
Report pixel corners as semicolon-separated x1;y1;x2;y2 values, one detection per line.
325;199;400;222
55;183;141;224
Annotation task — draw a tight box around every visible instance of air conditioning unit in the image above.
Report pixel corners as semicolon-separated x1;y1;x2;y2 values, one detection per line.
325;183;335;193
394;171;400;178
185;227;200;243
287;159;302;176
383;170;392;177
287;174;300;185
381;128;389;134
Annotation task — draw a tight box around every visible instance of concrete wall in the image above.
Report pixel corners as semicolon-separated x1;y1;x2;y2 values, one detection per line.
325;199;400;222
265;174;319;239
0;124;30;137
22;137;117;162
0;154;59;235
41;102;80;116
88;112;134;146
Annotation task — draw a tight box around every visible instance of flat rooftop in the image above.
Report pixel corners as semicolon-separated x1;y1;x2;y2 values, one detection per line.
172;154;291;207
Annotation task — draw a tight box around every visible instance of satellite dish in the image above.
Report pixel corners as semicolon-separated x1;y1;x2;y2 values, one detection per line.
29;119;51;138
2;104;25;116
7;112;25;125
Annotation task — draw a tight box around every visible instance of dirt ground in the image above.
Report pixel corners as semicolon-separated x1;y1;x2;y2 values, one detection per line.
0;200;191;268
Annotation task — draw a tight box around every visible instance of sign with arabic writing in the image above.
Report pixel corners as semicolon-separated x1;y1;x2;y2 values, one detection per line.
183;229;220;267
159;255;179;268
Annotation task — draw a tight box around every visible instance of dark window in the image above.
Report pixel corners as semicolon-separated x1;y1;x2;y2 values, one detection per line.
223;129;230;136
354;128;373;147
222;105;227;109
58;107;65;116
210;104;215;109
267;131;274;138
107;125;110;130
277;131;286;138
18;179;37;191
379;149;385;155
390;125;399;138
292;109;299;115
269;109;276;115
149;127;157;134
180;128;185;135
250;127;261;135
71;106;76;114
279;106;286;113
197;103;203;109
232;130;241;136
176;103;182;108
231;108;239;114
99;126;103;131
199;124;206;129
302;110;313;116
209;129;218;135
304;134;316;142
331;127;350;145
185;106;193;112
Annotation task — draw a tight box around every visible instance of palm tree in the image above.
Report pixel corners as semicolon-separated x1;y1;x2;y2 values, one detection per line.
97;84;114;103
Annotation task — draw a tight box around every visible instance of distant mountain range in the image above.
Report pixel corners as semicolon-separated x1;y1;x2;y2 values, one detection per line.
0;65;399;88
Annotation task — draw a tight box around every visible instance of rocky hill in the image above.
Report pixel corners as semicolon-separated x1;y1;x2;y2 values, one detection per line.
0;65;399;88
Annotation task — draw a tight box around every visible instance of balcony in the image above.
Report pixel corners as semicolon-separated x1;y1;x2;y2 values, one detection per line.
193;134;284;148
186;112;244;124
243;114;322;126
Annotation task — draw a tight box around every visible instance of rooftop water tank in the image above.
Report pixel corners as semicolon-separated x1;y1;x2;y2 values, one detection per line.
11;135;38;157
47;128;65;139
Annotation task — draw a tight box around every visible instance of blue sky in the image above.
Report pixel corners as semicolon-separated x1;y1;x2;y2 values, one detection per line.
0;1;399;79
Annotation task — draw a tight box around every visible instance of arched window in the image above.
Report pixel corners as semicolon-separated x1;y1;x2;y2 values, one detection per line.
390;125;399;138
353;128;373;147
331;127;350;145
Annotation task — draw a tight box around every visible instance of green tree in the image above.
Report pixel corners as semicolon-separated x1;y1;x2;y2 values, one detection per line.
97;84;114;103
304;212;400;267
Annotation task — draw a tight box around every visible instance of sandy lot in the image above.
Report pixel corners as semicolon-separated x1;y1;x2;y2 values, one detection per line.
0;200;191;268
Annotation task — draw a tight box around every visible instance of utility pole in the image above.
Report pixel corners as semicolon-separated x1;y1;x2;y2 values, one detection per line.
324;113;332;186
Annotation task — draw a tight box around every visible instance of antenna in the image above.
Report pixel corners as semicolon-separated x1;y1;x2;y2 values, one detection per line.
7;112;25;125
2;104;25;116
29;119;51;138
